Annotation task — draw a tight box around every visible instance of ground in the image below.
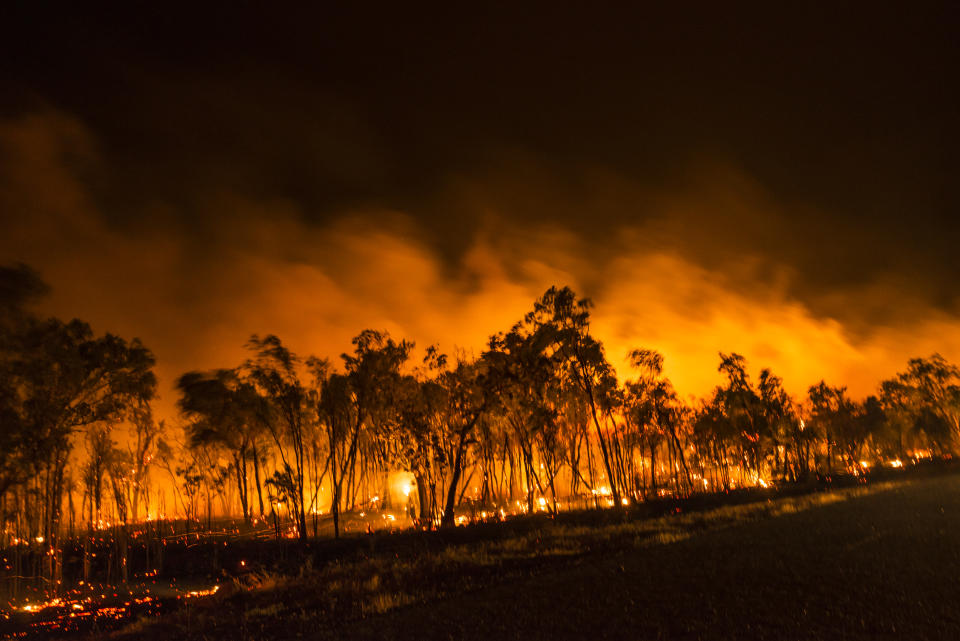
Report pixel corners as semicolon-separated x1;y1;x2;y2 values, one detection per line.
340;474;960;640
11;470;957;640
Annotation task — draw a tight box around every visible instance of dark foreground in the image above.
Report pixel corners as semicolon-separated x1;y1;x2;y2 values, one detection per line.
343;475;960;641
14;471;959;640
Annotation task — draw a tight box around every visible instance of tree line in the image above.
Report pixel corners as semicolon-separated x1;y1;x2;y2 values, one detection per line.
3;262;959;564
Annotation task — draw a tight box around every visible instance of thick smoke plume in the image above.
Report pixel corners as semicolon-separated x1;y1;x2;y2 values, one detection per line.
3;110;958;425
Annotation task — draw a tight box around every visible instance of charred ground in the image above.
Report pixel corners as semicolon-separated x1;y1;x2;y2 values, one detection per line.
73;464;960;641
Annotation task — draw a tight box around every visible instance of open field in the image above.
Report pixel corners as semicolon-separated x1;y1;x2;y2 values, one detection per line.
339;473;960;641
55;466;956;641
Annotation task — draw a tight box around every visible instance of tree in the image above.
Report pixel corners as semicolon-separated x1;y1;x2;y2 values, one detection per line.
853;396;886;463
757;368;800;480
438;356;492;527
315;369;353;538
11;316;156;573
879;378;917;459
808;381;853;474
82;425;114;528
127;402;164;522
625;349;690;497
486;321;565;513
244;335;313;541
524;287;623;505
717;353;765;483
314;330;413;537
393;353;449;526
177;368;259;523
896;355;960;450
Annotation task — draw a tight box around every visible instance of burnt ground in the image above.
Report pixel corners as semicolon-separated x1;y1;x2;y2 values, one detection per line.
22;468;951;641
340;474;960;641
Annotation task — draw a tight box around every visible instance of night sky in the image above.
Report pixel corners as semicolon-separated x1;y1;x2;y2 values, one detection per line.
1;4;958;409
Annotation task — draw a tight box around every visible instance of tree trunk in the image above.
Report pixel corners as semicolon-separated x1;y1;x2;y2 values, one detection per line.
650;440;657;494
253;443;265;518
586;386;621;505
442;422;474;527
415;472;430;527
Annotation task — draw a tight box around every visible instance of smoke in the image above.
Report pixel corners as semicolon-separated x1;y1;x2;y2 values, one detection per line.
3;109;959;427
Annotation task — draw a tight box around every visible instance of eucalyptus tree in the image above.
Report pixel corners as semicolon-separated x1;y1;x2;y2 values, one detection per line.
716;353;768;482
356;339;418;512
315;368;353;538
0;264;156;552
807;381;854;474
808;387;879;473
555;385;593;500
691;395;732;490
523;286;623;505
825;393;883;471
881;362;955;456
392;373;431;518
0;264;47;503
106;446;136;583
439;356;494;527
757;368;801;480
177;368;259;523
313;330;412;537
13;318;156;560
473;396;506;507
244;335;313;540
176;459;204;530
0;355;28;504
486;320;565;513
392;350;449;524
348;330;412;507
155;437;193;526
895;355;960;449
534;400;567;511
335;337;491;530
878;378;918;459
127;402;164;522
624;349;691;496
106;447;136;521
82;425;114;528
853;396;886;462
302;382;329;536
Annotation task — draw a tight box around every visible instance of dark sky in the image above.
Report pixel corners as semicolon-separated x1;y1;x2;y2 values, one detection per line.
1;3;958;399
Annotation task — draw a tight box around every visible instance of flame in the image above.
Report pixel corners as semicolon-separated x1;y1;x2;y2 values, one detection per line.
186;585;220;598
389;471;417;505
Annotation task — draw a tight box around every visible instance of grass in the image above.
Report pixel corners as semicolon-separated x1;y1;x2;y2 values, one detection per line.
347;472;960;640
99;471;955;641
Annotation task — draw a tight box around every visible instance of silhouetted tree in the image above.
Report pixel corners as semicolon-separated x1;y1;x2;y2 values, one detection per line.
244;335;313;541
524;287;623;505
178;369;259;523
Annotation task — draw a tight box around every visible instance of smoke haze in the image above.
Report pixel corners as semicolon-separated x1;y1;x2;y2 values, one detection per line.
3;110;958;425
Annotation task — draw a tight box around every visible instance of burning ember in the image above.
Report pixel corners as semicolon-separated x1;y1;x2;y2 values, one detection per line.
0;580;222;638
